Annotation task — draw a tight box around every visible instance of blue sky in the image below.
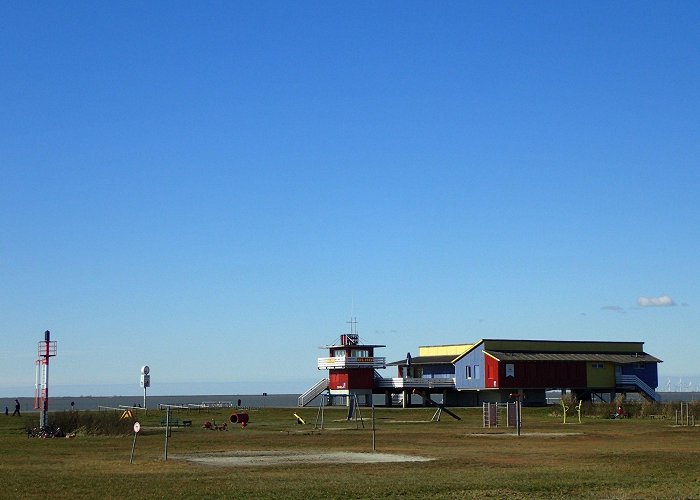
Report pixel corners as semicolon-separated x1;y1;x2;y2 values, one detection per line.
2;2;699;396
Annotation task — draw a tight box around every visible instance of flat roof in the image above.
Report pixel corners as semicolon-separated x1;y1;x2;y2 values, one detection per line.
451;338;652;362
387;355;455;366
485;350;662;364
418;343;471;348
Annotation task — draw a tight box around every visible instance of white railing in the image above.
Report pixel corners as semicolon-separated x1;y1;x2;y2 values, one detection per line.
374;377;456;389
317;356;386;369
201;401;234;408
298;378;329;407
616;374;661;402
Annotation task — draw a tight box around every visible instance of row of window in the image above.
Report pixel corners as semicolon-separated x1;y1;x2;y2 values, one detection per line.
332;349;369;358
421;360;649;379
591;362;646;370
465;361;648;380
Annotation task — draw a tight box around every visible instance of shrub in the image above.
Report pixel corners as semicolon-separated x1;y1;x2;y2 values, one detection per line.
28;411;134;436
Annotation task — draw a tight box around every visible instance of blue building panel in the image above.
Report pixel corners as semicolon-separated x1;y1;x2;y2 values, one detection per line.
454;343;486;389
422;364;455;378
621;361;658;389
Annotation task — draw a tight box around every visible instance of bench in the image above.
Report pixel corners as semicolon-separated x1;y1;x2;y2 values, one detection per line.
160;419;192;427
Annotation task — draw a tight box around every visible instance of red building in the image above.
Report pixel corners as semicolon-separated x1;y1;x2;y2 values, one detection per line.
298;327;386;407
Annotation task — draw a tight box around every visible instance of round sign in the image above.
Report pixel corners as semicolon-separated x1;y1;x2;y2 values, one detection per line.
133;422;141;433
141;365;150;375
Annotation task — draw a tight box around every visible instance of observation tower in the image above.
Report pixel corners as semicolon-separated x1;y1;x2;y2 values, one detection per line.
317;319;386;406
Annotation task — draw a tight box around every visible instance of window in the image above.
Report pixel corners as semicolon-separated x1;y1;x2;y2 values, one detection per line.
474;365;481;380
634;362;645;370
591;363;604;369
351;349;369;358
466;365;472;379
333;349;346;358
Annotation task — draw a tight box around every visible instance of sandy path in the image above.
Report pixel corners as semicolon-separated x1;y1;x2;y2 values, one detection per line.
177;450;433;467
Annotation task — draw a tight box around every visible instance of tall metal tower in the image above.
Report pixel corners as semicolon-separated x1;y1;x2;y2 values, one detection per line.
34;330;57;429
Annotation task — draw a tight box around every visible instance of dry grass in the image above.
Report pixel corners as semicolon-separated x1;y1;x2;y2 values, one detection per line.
2;406;700;499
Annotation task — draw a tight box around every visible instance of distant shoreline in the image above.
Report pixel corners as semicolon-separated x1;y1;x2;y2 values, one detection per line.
2;394;301;412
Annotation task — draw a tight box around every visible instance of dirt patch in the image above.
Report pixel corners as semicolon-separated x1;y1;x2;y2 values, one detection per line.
178;450;433;467
468;432;584;437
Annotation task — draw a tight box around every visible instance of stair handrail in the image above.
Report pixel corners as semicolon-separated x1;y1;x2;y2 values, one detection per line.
616;374;660;401
298;378;329;407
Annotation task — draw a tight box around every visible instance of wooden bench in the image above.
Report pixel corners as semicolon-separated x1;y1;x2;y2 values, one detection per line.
160;419;192;427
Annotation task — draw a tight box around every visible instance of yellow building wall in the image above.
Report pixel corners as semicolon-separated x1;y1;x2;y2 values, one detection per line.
419;344;473;357
586;362;615;388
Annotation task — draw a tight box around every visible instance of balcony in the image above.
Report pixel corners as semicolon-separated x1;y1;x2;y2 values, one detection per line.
318;356;386;370
374;377;456;389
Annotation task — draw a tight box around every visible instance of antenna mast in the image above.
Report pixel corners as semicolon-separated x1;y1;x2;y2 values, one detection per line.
347;317;358;335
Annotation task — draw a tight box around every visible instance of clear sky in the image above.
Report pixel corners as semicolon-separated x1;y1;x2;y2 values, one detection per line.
2;2;699;397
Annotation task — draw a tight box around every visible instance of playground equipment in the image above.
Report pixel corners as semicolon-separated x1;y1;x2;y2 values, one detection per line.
413;389;461;421
229;412;249;427
314;393;328;429
483;402;499;428
313;392;365;429
347;393;365;428
561;399;582;424
482;400;521;435
203;420;227;430
676;402;695;426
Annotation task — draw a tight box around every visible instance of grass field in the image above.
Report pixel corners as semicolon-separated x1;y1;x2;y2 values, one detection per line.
2;405;699;499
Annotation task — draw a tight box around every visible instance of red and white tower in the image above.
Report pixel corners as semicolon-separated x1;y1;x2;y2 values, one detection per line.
34;330;57;429
317;319;386;406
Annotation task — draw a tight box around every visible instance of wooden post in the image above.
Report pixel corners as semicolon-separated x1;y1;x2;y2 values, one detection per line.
371;401;376;451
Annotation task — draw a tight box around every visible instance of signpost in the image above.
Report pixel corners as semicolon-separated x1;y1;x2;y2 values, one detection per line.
140;365;150;409
130;422;141;464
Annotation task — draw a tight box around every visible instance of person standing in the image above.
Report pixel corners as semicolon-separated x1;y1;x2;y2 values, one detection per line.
12;399;20;416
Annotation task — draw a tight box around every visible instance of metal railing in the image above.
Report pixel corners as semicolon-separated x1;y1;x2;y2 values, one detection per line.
298;378;329;407
374;377;456;389
317;356;386;369
616;374;661;402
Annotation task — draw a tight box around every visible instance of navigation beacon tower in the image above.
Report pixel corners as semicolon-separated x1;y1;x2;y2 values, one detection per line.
317;319;386;406
34;330;57;429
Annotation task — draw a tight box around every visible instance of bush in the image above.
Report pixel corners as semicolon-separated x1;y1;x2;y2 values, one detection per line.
27;411;134;436
563;399;700;420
